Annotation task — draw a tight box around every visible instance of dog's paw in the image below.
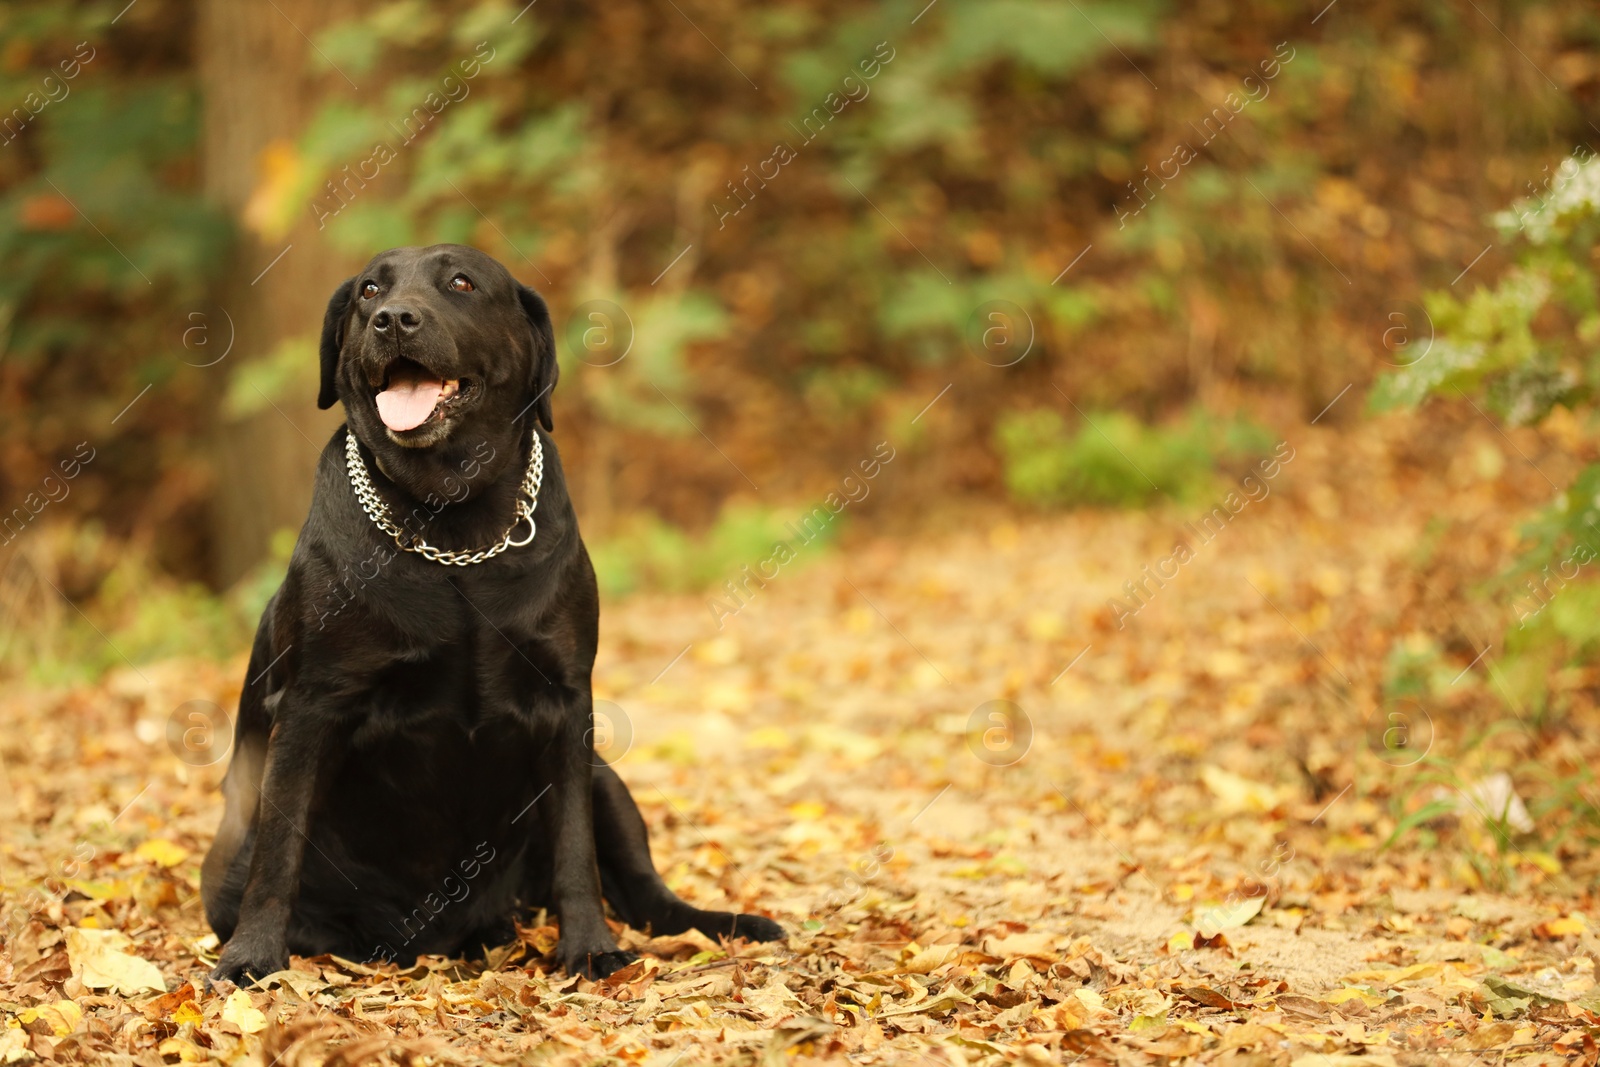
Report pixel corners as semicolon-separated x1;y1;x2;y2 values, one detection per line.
207;938;288;988
693;910;786;944
731;913;786;943
562;947;638;980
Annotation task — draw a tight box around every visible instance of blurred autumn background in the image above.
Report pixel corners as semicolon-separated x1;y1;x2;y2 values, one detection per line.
4;0;1600;814
10;0;1600;1061
0;0;1592;655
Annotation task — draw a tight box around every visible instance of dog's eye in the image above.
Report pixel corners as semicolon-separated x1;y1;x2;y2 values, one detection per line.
448;275;475;293
360;281;380;299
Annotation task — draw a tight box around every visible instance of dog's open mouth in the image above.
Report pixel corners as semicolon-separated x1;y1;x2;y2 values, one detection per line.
374;358;475;433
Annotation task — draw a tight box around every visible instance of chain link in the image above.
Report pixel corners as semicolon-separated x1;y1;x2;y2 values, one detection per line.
344;428;544;566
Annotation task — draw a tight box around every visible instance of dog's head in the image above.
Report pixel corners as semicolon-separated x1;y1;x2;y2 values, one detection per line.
318;245;559;454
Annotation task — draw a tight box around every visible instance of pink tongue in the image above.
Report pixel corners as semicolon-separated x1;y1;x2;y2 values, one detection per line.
376;377;444;432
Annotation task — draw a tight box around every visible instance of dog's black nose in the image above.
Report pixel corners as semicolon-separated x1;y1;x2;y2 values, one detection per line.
372;303;424;336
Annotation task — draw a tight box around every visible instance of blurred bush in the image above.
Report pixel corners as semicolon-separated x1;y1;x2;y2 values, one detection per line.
588;501;838;599
1369;149;1600;863
0;524;283;684
1372;148;1600;721
995;406;1273;508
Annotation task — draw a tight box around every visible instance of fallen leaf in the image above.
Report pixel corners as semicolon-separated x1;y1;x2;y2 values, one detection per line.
157;1037;207;1063
133;839;191;867
221;989;267;1034
877;990;970;1017
1181;984;1248;1010
1341;962;1442;986
1535;914;1588;940
900;942;963;974
1128;1010;1168;1032
980;931;1056;963
1218;1022;1282;1051
65;927;166;995
1322;987;1386;1008
1274;994;1329;1018
144;981;198;1019
1070;987;1106;1015
1200;766;1282;813
1195;894;1265;938
1463;1021;1516;1049
13;1000;82;1037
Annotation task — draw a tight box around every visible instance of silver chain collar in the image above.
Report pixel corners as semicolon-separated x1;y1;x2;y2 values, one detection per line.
344;428;544;566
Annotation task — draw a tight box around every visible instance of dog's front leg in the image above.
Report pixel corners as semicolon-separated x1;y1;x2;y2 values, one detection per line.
209;700;341;985
540;695;635;979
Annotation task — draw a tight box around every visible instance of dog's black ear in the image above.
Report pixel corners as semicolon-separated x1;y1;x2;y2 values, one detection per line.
516;283;559;432
318;277;358;410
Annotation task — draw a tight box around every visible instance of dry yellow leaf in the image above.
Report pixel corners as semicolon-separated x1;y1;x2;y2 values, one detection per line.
1199;766;1281;814
1195;894;1265;937
900;942;963;974
743;726;791;749
1342;962;1442;986
1322;987;1386;1008
1054;1002;1087;1030
134;839;190;867
1524;852;1562;875
1070;988;1107;1015
981;931;1057;963
222;989;267;1034
1464;1021;1516;1049
785;800;826;821
0;1031;29;1062
61;878;130;903
15;1000;82;1037
65;927;166;995
156;1037;207;1063
1535;914;1587;939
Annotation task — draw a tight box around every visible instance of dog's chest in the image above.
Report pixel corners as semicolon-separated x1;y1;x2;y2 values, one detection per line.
350;606;568;739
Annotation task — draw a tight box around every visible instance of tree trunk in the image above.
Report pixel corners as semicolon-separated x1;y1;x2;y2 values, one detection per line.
196;0;359;586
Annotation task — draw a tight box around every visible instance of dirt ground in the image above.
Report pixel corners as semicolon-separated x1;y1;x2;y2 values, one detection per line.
3;412;1600;1065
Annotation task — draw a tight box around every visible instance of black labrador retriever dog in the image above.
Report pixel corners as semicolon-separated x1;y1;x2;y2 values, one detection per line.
201;244;782;983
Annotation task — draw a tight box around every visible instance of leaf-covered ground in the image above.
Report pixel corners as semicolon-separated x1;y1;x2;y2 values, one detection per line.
4;413;1600;1066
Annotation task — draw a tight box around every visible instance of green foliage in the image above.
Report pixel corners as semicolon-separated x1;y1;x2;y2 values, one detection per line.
0;78;228;344
0;525;287;685
297;4;730;431
1381;635;1451;702
5;495;830;680
879;271;1100;365
1369;147;1600;620
1378;731;1596;889
1372;149;1600;846
1371;150;1600;591
1371;151;1600;422
588;502;837;599
994;407;1274;509
941;1;1155;78
577;293;730;434
223;335;319;417
0;3;230;609
1367;271;1575;421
